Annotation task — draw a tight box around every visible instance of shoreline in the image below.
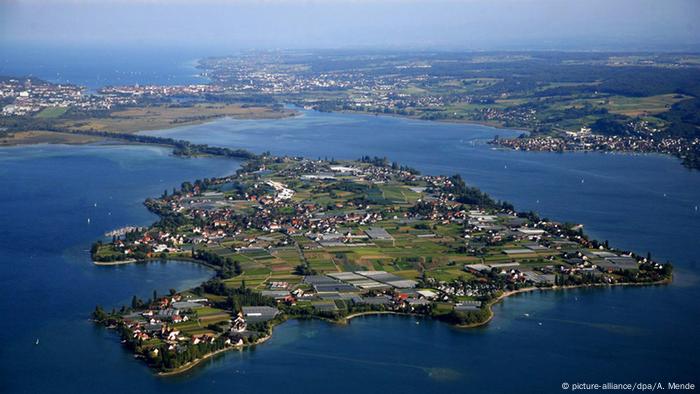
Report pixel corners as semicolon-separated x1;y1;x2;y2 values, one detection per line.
329;108;531;135
342;310;410;322
456;277;673;329
156;333;272;377
132;278;673;377
1;106;517;148
93;256;220;271
93;259;138;266
4;107;686;171
0;106;298;148
70;115;677;376
4;106;688;171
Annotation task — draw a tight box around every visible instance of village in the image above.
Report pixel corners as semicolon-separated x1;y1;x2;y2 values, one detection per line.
0;77;233;117
491;128;700;166
92;155;673;374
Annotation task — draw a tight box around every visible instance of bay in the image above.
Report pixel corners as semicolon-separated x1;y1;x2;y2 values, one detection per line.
0;108;698;393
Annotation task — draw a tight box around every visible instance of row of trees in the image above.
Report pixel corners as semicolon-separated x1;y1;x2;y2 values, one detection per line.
445;174;514;210
439;308;491;326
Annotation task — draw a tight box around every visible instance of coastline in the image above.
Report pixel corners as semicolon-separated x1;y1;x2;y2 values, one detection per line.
156;332;273;377
0;106;298;148
456;277;673;329
342;310;410;322
93;259;138;266
150;277;673;377
330;108;530;134
6;107;687;172
93;256;220;271
4;107;689;171
73;116;677;376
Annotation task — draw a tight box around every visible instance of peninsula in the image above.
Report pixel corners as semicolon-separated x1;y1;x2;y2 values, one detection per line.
91;154;672;374
2;50;700;169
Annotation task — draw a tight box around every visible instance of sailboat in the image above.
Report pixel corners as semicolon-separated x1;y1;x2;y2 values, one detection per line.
35;338;39;345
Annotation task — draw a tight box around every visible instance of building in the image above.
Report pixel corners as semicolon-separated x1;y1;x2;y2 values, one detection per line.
242;306;280;323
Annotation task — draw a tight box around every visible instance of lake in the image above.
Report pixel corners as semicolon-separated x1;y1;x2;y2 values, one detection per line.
1;109;699;393
0;44;209;89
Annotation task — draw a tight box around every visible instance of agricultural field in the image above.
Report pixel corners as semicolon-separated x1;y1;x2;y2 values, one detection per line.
604;94;691;117
34;106;68;118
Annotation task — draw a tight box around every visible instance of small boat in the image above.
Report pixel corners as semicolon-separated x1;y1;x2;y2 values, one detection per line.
35;338;39;345
87;218;91;224
523;313;530;317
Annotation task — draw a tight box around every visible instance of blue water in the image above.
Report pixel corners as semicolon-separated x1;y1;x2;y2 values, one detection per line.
0;144;238;392
0;45;209;88
145;110;700;386
1;115;699;391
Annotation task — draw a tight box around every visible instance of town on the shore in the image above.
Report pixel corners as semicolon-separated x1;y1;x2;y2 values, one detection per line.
3;51;700;169
490;127;700;169
92;154;672;374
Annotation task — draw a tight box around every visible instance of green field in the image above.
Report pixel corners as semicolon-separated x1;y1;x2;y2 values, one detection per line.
35;107;68;118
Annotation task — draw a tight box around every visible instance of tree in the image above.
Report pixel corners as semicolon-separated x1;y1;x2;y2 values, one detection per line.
93;305;108;321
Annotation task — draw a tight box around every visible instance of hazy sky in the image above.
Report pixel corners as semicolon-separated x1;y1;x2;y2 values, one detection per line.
1;0;699;51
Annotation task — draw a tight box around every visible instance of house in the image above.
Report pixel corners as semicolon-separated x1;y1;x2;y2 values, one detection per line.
167;330;180;341
231;312;247;332
172;314;187;323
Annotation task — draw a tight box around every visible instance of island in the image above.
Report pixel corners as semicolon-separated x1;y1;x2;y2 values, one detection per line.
91;153;673;375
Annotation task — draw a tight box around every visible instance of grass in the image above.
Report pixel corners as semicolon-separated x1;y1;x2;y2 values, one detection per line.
59;103;294;134
0;130;100;146
426;267;472;282
432;302;454;316
35;107;68;119
605;94;690;117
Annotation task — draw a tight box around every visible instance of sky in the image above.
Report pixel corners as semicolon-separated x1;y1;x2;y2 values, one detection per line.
1;0;699;51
